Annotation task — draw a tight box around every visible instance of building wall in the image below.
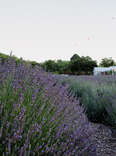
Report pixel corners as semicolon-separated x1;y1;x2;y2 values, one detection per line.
93;66;116;75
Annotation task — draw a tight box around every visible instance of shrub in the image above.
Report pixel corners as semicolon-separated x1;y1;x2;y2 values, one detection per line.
0;57;97;155
61;76;116;128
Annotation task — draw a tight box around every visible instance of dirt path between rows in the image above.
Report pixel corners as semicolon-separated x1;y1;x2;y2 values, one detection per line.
90;123;116;156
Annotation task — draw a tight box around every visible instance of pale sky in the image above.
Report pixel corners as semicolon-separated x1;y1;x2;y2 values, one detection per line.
0;0;116;63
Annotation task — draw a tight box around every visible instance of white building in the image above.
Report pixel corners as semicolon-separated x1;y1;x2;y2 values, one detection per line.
93;66;116;75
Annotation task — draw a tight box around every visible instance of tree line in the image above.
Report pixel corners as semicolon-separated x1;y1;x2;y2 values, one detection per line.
41;54;116;75
0;52;116;75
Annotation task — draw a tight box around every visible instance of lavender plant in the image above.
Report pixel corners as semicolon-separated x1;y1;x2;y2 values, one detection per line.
0;57;97;156
60;75;116;128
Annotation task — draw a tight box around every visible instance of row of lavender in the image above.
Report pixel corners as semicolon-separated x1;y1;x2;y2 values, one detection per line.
60;75;116;129
0;57;97;156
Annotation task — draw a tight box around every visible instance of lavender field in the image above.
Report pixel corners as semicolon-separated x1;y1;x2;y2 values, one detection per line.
0;57;97;156
59;74;116;128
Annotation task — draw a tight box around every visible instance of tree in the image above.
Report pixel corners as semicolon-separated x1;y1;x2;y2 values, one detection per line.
99;57;115;67
42;60;57;72
70;54;80;62
70;54;81;74
70;54;97;75
81;56;97;72
56;60;70;74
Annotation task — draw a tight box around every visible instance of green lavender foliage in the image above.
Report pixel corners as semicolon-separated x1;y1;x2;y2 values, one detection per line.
0;75;60;155
61;76;116;128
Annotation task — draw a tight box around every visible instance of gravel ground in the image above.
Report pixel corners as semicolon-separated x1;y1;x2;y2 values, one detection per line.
90;122;116;156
